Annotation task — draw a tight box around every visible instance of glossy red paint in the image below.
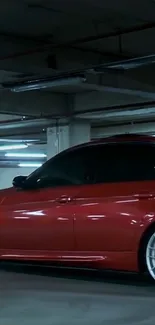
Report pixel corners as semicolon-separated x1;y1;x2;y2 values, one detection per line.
0;134;155;273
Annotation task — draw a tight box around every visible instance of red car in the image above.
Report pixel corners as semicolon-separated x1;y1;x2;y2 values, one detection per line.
1;133;155;280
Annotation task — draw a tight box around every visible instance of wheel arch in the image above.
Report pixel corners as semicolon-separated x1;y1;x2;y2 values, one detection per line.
138;221;155;272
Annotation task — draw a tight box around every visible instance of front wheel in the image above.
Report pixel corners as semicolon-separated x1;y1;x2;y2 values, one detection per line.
145;230;155;280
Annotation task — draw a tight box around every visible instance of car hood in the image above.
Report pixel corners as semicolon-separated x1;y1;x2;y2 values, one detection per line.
0;187;15;204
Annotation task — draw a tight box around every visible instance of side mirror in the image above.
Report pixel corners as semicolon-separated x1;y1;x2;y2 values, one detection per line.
12;176;27;189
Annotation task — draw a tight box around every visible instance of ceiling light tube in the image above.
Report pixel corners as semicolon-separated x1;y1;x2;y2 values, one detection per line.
18;162;42;168
11;76;86;92
5;153;46;158
0;139;38;143
0;144;28;151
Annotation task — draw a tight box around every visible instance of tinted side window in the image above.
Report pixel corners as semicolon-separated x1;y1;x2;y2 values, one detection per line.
27;142;155;188
89;143;155;184
26;147;90;188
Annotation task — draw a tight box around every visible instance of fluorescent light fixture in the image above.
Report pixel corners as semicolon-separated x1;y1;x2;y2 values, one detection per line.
18;162;42;168
11;76;86;93
5;152;46;158
0;139;38;143
0;144;28;151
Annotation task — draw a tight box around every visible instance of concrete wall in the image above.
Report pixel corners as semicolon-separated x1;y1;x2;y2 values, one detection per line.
0;91;67;116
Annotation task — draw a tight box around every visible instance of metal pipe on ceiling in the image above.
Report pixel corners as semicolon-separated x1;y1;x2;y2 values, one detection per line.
0;117;71;134
3;52;155;91
10;76;86;92
74;100;155;116
0;118;54;130
94;54;155;70
92;118;155;129
92;122;155;138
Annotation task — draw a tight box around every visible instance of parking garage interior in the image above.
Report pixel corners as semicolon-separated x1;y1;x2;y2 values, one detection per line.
1;0;155;324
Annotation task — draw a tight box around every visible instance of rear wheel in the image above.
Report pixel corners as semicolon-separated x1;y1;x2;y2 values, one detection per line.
145;230;155;280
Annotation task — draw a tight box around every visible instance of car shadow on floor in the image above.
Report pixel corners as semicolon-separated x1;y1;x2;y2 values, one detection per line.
0;261;154;287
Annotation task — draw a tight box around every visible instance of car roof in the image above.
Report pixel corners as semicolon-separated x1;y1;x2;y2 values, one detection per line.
92;133;155;144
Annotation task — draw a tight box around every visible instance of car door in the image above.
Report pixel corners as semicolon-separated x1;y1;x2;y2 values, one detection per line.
0;146;90;259
74;143;155;253
0;147;89;259
0;186;78;257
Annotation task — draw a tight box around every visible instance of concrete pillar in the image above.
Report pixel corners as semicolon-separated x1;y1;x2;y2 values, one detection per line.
47;121;90;159
69;121;90;147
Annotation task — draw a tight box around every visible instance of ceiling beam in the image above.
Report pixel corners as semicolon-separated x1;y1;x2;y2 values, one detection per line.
0;91;67;116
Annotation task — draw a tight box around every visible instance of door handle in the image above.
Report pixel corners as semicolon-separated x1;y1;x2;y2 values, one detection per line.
57;196;72;204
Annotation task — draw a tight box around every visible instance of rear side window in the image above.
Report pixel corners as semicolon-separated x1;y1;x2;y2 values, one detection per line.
88;143;155;184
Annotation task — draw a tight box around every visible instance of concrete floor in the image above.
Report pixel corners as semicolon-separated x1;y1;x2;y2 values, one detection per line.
0;264;155;325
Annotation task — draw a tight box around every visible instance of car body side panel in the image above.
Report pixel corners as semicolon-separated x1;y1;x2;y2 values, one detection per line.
0;249;137;271
0;181;155;273
74;182;155;253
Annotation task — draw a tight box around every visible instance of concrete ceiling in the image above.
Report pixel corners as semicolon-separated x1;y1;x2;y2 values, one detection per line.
0;0;154;126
